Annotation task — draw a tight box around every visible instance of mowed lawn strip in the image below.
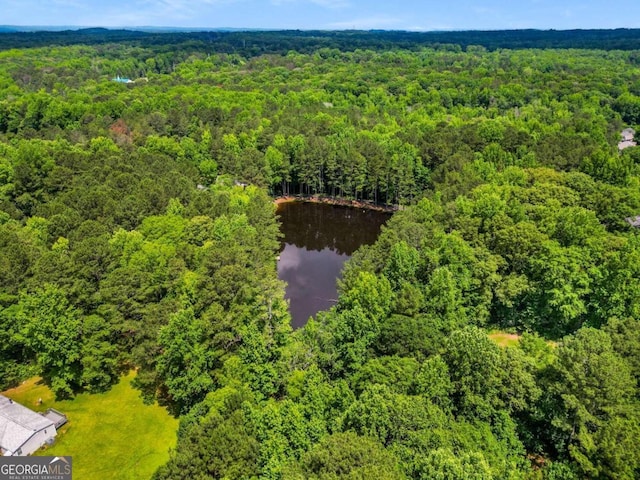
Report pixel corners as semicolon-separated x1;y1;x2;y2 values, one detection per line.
2;372;178;480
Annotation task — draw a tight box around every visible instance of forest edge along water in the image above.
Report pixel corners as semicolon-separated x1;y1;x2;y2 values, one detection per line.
276;200;391;328
274;195;400;213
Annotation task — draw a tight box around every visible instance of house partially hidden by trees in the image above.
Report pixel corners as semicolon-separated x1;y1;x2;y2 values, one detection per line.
0;395;57;456
619;127;637;150
112;75;133;84
626;215;640;228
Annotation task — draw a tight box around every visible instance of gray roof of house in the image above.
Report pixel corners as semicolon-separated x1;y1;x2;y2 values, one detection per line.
626;216;640;228
621;128;635;141
0;395;54;454
619;128;636;150
619;140;638;151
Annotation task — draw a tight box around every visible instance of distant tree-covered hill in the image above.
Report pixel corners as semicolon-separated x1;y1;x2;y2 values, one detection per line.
2;28;640;53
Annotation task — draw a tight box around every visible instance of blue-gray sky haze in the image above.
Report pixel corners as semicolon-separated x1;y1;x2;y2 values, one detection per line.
2;0;639;30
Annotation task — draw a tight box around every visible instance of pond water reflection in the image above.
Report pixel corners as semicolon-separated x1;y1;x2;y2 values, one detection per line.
277;202;390;328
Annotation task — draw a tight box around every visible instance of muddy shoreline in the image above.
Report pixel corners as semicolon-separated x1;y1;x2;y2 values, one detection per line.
274;195;399;213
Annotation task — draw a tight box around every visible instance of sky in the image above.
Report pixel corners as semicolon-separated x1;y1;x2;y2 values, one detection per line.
2;0;640;31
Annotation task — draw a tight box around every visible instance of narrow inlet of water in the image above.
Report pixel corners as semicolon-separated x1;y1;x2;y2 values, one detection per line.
277;202;390;328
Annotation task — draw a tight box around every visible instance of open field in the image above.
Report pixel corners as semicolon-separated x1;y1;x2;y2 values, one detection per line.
488;331;559;349
2;372;178;480
488;331;522;348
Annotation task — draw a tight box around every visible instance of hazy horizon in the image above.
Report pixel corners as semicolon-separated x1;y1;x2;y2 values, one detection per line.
3;25;640;33
2;1;639;32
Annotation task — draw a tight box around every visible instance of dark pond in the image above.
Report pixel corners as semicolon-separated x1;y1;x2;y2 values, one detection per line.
277;202;390;328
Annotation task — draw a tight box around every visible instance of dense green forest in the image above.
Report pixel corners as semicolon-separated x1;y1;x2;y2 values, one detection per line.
1;30;640;478
3;28;640;53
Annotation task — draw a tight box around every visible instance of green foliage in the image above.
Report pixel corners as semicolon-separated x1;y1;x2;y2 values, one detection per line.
285;431;404;480
350;356;421;395
383;241;420;290
338;271;393;321
376;313;450;358
17;285;82;397
2;35;640;480
79;314;119;392
156;308;215;412
414;449;492;480
614;92;640;125
11;285;119;397
544;328;639;478
154;410;259;480
442;326;504;420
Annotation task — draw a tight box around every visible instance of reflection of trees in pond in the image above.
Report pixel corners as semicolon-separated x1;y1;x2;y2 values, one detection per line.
277;202;389;257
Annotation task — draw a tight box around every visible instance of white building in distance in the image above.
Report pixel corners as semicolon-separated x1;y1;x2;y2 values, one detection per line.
619;128;637;151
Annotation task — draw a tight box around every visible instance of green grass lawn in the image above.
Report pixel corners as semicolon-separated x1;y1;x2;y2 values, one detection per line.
488;330;559;349
488;331;521;348
2;372;179;480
